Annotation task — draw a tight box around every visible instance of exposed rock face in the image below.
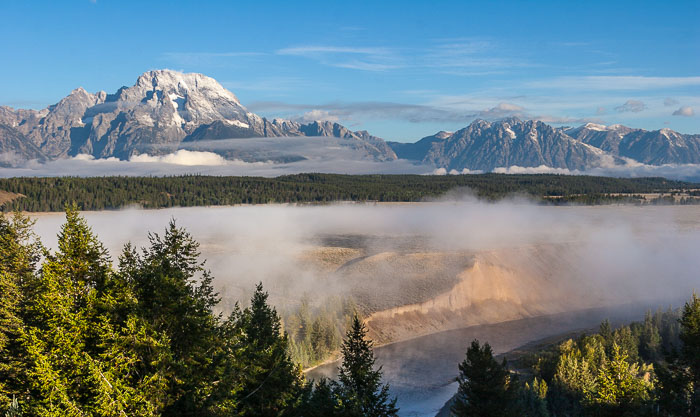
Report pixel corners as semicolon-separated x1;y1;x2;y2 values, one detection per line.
389;131;452;162
390;118;606;171
0;87;105;159
0;124;46;166
0;70;397;161
2;70;698;170
566;123;700;165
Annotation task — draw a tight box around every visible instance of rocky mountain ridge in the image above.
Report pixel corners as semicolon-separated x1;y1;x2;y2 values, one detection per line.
564;122;700;165
389;118;700;171
1;70;698;172
0;70;397;162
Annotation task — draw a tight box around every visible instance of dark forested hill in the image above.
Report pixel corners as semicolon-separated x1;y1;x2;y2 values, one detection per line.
0;174;697;212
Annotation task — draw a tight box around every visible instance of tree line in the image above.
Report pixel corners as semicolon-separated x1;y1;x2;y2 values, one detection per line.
448;298;700;416
284;296;359;369
0;209;398;417
1;174;697;212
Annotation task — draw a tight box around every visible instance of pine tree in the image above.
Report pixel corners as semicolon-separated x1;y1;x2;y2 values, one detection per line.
586;343;652;415
118;219;223;415
0;213;41;408
20;207;169;416
336;315;398;417
297;378;340;417
452;339;518;417
613;326;639;364
679;292;700;415
235;283;303;417
518;378;549;417
639;311;662;361
599;319;613;354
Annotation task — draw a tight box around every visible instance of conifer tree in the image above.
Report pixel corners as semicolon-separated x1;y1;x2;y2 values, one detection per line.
235;283;302;416
21;207;169;416
640;311;662;361
679;292;700;415
586;343;652;414
656;293;700;416
452;340;518;417
117;219;222;415
0;213;41;408
336;315;398;417
518;378;549;417
297;378;340;417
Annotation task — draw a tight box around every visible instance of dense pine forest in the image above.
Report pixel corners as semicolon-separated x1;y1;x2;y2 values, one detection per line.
0;210;399;417
1;174;699;212
1;209;699;416
444;298;700;417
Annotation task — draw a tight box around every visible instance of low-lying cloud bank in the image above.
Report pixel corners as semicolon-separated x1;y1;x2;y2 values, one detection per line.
1;136;700;181
492;162;700;181
28;201;700;313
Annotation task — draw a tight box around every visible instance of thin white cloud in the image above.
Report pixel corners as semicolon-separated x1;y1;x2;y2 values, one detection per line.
274;39;530;73
130;150;228;166
331;60;399;71
248;100;468;124
275;45;401;72
276;46;393;56
673;106;695;117
526;76;700;91
221;77;313;92
161;52;266;66
163;52;266;58
615;100;647;113
478;102;524;118
493;161;700;181
295;109;339;123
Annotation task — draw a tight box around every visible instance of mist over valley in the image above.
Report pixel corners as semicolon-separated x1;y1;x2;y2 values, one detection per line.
27;201;700;415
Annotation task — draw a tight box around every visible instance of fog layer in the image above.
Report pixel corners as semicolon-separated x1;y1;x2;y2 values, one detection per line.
29;201;700;317
2;136;700;180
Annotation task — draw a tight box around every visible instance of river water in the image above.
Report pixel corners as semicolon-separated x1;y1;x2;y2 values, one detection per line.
307;301;682;417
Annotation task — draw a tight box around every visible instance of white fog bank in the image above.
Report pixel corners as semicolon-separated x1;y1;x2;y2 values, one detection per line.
28;201;700;312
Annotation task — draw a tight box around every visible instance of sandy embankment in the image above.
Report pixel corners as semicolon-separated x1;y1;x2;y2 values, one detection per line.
336;244;602;344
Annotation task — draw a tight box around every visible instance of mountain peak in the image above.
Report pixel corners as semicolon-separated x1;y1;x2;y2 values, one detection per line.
582;122;607;131
133;69;241;104
69;86;90;96
496;116;523;125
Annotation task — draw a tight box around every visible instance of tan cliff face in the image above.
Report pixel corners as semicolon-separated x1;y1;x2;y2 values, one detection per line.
298;244;609;345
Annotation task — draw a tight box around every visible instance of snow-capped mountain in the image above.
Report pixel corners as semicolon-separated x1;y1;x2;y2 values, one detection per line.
0;70;397;162
565;123;700;165
389;118;609;171
1;70;699;172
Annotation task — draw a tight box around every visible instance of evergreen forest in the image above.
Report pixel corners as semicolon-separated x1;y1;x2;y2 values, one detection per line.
1;174;698;212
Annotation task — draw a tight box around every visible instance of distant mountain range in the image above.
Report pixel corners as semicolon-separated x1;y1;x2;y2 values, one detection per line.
388;119;700;171
0;70;396;163
1;70;699;172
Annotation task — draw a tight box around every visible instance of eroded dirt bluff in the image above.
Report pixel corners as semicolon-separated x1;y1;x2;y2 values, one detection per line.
315;244;608;345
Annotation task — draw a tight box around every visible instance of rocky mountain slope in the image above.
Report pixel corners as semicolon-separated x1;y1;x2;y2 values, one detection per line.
390;118;608;171
0;70;397;162
565;123;700;165
2;70;698;171
389;118;700;171
0;124;46;166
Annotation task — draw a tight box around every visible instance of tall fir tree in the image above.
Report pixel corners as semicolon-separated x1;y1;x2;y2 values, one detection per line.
117;220;223;415
0;212;41;408
335;315;398;417
20;207;170;416
452;340;518;417
679;292;700;415
234;283;303;417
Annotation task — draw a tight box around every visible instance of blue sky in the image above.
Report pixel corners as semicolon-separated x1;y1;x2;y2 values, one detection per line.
1;0;698;141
